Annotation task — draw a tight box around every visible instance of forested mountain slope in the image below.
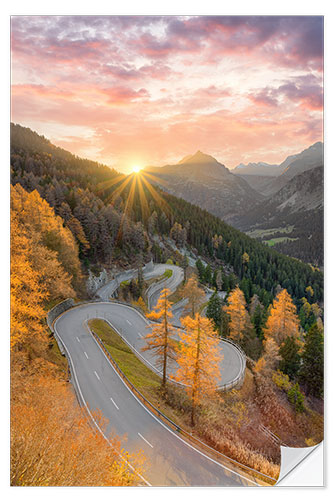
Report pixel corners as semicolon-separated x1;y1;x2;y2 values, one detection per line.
10;181;143;486
10;123;323;306
233;142;323;198
144;151;261;223
259;142;323;197
234;167;323;267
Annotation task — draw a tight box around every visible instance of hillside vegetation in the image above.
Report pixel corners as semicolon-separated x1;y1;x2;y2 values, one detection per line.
10;184;145;486
10;124;324;485
11;123;323;308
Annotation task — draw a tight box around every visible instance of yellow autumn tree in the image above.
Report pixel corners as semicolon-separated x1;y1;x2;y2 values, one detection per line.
11;184;82;291
175;314;221;425
182;276;206;318
10;184;81;349
11;369;146;486
254;337;281;375
11;212;46;350
242;252;250;265
263;289;300;346
143;288;177;388
225;286;251;342
66;216;90;254
133;296;148;314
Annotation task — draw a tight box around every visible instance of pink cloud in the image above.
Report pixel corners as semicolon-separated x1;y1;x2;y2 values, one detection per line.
10;16;323;171
248;75;323;112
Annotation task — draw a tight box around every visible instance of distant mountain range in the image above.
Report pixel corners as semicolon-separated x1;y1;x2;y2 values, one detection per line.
233;162;283;176
235;166;323;228
144;142;323;266
234;166;323;266
234;142;323;196
144;151;262;223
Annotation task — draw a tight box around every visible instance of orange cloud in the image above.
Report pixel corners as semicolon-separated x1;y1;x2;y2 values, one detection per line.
11;16;323;171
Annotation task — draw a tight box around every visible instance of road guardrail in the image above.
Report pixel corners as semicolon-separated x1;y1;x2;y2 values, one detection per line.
49;299;275;485
89;325;276;486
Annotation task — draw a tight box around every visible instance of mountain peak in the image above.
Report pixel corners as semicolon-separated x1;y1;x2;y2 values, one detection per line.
179;150;219;165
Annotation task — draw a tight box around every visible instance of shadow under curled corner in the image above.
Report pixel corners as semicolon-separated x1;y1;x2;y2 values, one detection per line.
276;442;324;486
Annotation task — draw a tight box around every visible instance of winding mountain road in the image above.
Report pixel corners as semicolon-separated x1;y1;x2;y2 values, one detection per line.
96;263;183;302
54;302;257;486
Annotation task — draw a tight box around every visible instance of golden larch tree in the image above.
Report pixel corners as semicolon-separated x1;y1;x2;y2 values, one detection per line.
11;184;82;291
175;314;221;425
143;288;176;388
254;337;281;375
11;370;146;486
225;286;251;342
11;212;46;350
263;289;300;346
182;276;206;318
10;184;82;349
133;296;148;314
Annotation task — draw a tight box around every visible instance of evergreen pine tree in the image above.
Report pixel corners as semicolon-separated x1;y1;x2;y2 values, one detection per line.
279;337;301;379
204;264;212;286
299;324;324;398
287;383;305;413
252;304;265;340
137;266;144;297
206;292;222;333
196;259;205;283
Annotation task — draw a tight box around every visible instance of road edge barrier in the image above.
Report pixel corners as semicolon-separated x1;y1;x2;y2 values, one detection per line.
47;298;75;355
87;322;276;486
50;303;151;486
48;300;274;485
48;299;246;391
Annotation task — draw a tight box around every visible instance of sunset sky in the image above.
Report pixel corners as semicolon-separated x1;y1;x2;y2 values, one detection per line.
11;15;323;173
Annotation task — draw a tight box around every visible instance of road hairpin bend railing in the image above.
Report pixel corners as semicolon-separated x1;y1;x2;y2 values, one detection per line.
90;327;276;486
49;300;274;484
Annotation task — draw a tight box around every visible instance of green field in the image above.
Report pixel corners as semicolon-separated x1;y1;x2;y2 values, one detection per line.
264;237;299;247
163;269;173;279
246;225;294;239
88;319;189;427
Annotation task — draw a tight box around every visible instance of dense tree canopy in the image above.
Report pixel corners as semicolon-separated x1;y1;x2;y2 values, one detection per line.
11;123;323;309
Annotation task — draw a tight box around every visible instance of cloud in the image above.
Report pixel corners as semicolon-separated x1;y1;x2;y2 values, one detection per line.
10;15;323;171
277;75;323;110
248;74;323;111
248;88;279;107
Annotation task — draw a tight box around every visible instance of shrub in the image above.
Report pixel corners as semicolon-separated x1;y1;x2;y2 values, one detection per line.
272;370;292;392
287;383;305;413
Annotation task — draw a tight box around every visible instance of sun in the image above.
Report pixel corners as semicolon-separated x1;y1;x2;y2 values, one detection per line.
132;165;141;174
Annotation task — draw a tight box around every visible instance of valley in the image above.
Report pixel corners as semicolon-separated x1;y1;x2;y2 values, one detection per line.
10;124;324;486
10;14;324;488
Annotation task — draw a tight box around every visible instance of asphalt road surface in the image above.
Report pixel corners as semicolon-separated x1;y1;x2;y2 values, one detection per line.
96;263;183;302
147;265;184;309
54;302;256;486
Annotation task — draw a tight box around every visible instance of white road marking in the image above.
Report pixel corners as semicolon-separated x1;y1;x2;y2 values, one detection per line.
110;397;119;410
94;370;100;380
138;433;154;448
138;332;143;338
76;336;80;342
55;307;257;486
84;351;89;359
126;319;132;325
86;319;258;485
54;323;151;487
